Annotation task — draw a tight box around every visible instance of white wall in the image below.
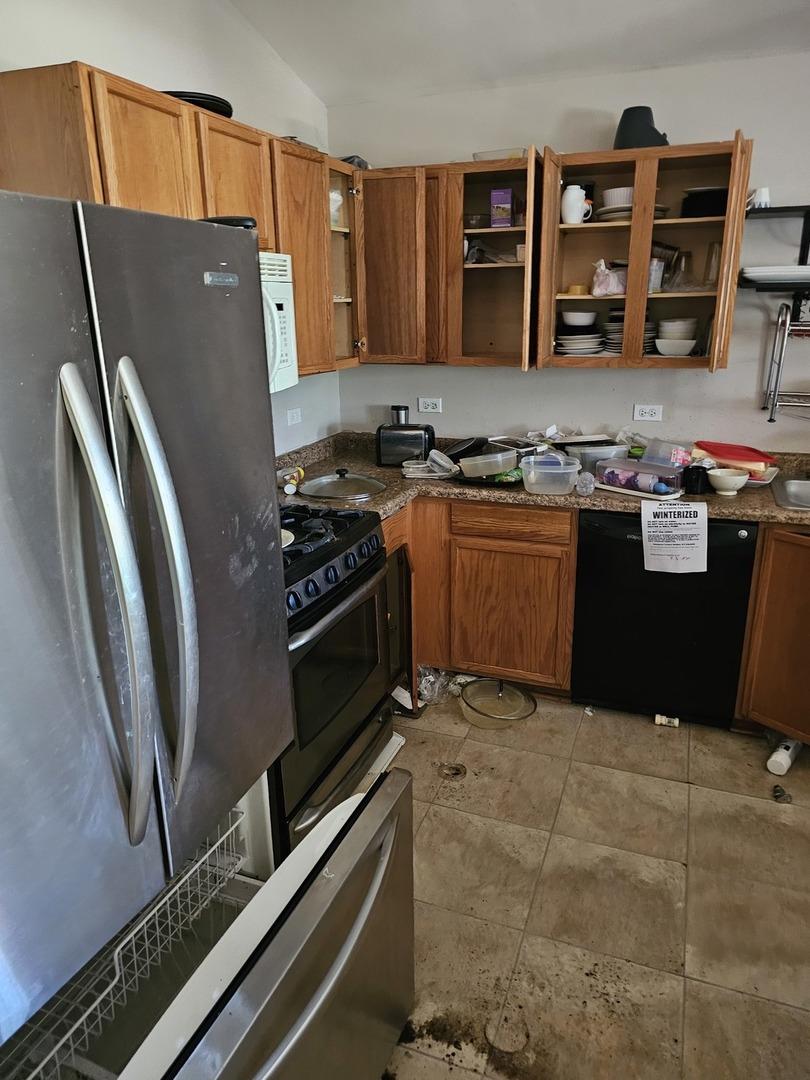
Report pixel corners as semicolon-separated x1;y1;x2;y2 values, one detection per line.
334;51;810;451
1;0;327;146
271;373;341;453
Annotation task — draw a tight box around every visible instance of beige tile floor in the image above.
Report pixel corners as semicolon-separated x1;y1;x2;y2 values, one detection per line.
383;698;810;1080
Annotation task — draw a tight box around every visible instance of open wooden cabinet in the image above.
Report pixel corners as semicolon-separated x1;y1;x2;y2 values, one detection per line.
537;133;751;370
354;149;542;370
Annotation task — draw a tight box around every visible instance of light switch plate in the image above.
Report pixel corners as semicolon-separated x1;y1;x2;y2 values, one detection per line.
633;403;663;422
418;397;442;413
287;408;302;425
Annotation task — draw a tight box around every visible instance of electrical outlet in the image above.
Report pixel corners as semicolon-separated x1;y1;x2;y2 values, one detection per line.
418;397;443;414
287;408;302;425
633;403;663;422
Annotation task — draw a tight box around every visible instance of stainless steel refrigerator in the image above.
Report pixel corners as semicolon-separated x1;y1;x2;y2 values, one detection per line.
0;192;412;1079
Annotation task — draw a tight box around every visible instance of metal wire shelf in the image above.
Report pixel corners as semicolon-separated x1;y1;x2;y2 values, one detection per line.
0;809;245;1080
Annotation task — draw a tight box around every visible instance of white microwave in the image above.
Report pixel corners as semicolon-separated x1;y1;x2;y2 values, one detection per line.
259;252;299;393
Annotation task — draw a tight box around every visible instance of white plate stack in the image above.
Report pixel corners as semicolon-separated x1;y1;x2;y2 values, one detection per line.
600;312;655;355
556;332;604;356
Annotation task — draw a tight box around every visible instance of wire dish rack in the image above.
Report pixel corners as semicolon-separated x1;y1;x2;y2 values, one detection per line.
0;809;245;1080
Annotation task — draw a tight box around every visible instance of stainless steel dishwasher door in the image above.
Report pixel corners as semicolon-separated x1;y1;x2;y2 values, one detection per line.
176;768;414;1080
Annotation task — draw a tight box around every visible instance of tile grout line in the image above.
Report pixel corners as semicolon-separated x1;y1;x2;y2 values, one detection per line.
480;704;587;1077
681;729;693;1080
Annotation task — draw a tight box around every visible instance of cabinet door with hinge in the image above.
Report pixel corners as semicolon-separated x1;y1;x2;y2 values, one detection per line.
90;71;203;218
710;129;752;371
741;527;810;740
196;113;275;250
536;147;563;366
272;139;333;376
450;535;574;689
354;167;426;364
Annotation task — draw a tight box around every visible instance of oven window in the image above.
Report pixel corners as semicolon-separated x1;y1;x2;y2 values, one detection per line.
292;596;380;750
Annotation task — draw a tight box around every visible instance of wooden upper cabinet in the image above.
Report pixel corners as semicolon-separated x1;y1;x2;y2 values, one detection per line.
354;167;426;364
0;62;102;202
272;139;333;376
196;114;275;249
741;528;810;741
90;70;203;218
537;134;751;372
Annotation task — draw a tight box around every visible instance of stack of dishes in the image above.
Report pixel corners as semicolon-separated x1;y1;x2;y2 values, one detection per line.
556;331;604;356
740;266;810;284
655;317;698;357
555;310;604;356
594;203;669;222
600;312;655;355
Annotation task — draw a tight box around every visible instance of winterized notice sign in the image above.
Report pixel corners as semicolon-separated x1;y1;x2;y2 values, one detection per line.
641;500;708;573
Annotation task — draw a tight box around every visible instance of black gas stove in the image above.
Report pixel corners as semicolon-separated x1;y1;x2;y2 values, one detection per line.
280;503;385;619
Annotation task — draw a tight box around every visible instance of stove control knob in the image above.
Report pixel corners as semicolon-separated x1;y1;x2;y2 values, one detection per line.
325;565;339;585
305;579;320;598
359;541;371;559
344;552;358;571
286;590;302;612
369;534;381;552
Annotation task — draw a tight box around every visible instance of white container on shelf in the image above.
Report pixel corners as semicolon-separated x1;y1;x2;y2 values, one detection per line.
521;454;581;495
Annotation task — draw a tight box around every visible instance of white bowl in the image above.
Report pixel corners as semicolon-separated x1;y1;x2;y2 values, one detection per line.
659;330;698;340
561;311;597;326
602;186;634;208
655;338;697;356
708;468;749;496
659;320;698;331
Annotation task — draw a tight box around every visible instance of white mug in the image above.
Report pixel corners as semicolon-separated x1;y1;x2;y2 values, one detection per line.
561;185;593;225
747;187;771;210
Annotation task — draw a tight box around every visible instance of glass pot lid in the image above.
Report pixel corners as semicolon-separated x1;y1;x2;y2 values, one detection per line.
460;678;536;721
297;467;386;501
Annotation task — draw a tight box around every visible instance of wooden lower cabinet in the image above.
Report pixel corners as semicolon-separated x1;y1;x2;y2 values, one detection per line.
450;533;573;688
741;527;810;741
394;497;575;690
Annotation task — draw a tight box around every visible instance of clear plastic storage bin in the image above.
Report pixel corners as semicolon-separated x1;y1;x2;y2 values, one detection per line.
521;454;581;495
595;458;684;495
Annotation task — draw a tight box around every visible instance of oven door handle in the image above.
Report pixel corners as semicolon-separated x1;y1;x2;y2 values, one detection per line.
287;564;387;655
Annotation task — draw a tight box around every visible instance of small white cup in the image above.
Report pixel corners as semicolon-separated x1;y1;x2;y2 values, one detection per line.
747;187;771;209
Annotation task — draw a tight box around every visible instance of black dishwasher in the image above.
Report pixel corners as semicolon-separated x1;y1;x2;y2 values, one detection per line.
571;511;758;725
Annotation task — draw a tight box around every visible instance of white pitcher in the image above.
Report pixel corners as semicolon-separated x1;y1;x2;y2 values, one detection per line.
561;185;592;224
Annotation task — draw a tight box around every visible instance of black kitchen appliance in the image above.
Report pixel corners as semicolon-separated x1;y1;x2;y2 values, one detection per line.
270;503;409;857
572;511;757;725
376;405;435;465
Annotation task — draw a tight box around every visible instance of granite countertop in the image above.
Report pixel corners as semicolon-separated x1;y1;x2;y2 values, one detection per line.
276;432;810;526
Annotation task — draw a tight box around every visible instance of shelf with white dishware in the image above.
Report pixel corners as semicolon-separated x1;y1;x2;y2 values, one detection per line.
555;290;717;300
560;215;725;232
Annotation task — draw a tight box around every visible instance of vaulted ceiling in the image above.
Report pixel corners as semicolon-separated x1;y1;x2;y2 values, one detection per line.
234;0;810;106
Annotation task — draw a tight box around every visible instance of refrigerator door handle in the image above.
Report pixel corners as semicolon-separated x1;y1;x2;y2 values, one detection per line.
113;355;200;800
256;818;398;1078
59;363;156;845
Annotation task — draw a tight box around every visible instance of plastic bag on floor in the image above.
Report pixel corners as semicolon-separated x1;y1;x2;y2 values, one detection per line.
416;667;453;705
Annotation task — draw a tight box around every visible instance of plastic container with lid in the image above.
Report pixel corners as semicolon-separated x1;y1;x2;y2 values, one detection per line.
459;448;517;477
568;443;628;473
521;454;581;495
595;458;683;494
644;438;691;468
